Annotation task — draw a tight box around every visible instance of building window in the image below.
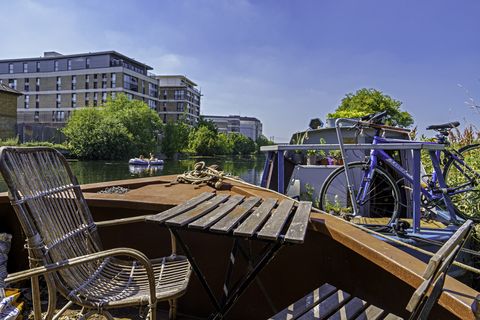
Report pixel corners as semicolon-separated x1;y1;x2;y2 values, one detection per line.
8;79;17;90
67;59;72;71
85;75;90;89
102;74;107;89
56;77;61;90
72;93;77;108
34;111;39;122
24;78;29;92
24;95;30;109
102;92;107;103
71;75;77;90
56;94;61;108
54;60;59;72
93;92;98;106
148;99;156;109
163;90;167;100
111;92;116;99
176;102;184;112
111;73;116;88
36;61;40;72
86;58;90;69
85;93;89;106
35;95;39;108
8;63;13;74
174;90;184;100
93;74;98;89
35;78;40;91
148;83;158;97
123;75;138;91
23;63;28;73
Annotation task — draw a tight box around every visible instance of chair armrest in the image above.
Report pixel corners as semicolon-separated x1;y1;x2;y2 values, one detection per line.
5;247;158;305
95;215;153;227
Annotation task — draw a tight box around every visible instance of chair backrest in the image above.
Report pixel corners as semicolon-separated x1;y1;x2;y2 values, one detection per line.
0;147;103;295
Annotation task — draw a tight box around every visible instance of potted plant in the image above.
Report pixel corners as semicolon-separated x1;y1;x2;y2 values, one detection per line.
306;149;317;165
329;150;344;165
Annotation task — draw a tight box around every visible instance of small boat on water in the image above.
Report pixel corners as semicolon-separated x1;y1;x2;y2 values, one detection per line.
0;173;477;319
128;158;164;166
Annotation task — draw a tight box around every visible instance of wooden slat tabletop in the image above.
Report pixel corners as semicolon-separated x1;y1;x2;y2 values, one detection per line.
147;192;216;223
297;289;351;320
148;192;312;243
257;199;295;241
165;194;230;226
189;195;245;229
210;197;261;233
284;201;312;244
233;198;277;237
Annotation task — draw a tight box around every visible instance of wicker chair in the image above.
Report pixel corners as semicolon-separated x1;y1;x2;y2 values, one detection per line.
0;147;191;320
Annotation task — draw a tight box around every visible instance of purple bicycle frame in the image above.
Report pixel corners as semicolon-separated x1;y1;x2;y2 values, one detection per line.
357;135;459;225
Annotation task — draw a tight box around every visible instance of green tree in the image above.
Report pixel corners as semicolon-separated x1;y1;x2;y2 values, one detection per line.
327;88;413;127
256;134;274;152
161;120;192;158
197;116;218;133
63;94;162;159
227;132;256;155
188;126;220;156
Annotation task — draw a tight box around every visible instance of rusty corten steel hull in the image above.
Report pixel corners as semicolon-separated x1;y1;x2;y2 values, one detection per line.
0;175;478;319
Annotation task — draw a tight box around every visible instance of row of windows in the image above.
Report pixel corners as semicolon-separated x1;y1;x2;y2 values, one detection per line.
5;73;118;91
23;92;113;109
8;58;91;74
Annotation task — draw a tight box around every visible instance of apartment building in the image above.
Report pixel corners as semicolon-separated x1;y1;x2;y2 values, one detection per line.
0;51;160;128
0;83;21;139
202;115;263;140
157;75;201;125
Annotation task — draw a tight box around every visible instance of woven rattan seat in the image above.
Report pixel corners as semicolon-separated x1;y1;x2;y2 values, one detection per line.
0;147;191;320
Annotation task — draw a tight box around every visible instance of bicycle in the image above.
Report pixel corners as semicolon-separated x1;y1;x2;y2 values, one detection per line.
318;111;480;225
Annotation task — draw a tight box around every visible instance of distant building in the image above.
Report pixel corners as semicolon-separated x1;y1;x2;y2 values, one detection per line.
0;51;160;128
0;83;21;139
202;115;263;140
157;75;201;125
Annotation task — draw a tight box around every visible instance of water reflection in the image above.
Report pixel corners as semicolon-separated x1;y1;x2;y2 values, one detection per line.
0;155;266;192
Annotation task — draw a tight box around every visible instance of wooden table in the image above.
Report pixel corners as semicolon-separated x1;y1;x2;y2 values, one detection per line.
147;192;312;319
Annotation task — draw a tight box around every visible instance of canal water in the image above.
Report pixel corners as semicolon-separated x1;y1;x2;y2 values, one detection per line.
0;155;266;193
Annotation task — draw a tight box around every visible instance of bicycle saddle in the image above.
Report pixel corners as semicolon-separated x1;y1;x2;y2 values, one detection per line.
426;121;460;130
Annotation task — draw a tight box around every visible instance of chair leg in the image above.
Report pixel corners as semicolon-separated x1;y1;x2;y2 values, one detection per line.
31;275;42;320
44;275;57;320
169;299;177;320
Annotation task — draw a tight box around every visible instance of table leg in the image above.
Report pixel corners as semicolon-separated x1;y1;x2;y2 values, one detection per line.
169;228;221;313
212;241;284;319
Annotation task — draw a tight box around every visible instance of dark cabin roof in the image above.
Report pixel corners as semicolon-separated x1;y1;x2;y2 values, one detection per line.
0;83;22;96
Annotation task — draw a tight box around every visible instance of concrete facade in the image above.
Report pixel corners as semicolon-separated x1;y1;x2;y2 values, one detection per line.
202;115;263;140
0;83;21;139
0;51;160;130
157;75;201;125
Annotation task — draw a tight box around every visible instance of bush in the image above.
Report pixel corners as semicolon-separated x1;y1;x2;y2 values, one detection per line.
63;94;162;160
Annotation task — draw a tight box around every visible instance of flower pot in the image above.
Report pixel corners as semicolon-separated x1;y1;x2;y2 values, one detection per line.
319;158;329;165
307;155;316;165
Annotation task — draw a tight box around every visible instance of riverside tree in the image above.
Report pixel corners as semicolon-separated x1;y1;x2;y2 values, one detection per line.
63;94;162;160
328;88;413;127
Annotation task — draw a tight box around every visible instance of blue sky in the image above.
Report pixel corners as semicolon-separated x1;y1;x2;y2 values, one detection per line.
2;0;480;141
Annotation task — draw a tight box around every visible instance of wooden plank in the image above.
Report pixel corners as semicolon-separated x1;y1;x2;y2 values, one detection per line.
422;220;472;280
284;201;312;244
354;305;385;320
165;194;230;226
297;289;351;320
383;314;402;320
188;195;245;229
233;198;277;237
210;197;261;233
257;199;295;241
147;192;216;224
269;283;337;320
328;297;367;320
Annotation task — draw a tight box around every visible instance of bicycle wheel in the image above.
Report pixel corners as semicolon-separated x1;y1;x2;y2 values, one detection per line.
319;161;402;224
443;143;480;219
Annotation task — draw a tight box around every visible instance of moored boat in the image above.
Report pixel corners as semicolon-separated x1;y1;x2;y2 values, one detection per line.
0;174;477;319
128;158;164;166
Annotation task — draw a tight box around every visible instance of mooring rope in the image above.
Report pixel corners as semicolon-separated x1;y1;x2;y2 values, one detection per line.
174;161;240;189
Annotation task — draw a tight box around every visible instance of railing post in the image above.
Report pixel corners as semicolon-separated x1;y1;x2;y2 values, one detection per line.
277;151;284;194
412;149;421;233
260;151;273;188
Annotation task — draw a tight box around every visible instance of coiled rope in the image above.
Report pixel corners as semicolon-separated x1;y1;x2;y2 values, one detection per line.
174;162;240;189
